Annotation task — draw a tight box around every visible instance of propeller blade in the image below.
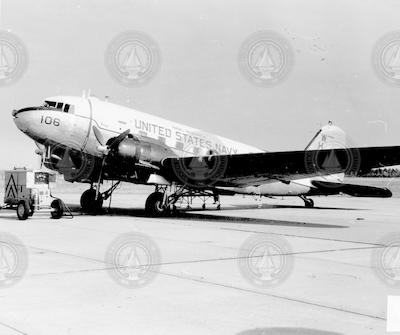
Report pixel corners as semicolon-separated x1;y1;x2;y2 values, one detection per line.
92;125;105;146
51;154;62;161
34;141;45;153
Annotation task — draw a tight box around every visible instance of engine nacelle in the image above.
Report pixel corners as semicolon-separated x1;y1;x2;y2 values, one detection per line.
113;137;176;165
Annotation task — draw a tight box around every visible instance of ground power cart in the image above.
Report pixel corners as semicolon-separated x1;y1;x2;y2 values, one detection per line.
2;168;66;220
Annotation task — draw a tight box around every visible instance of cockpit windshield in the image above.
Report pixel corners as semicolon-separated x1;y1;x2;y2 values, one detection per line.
43;101;74;114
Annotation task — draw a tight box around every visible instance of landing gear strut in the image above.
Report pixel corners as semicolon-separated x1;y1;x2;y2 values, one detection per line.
144;184;221;216
80;181;121;213
300;195;314;208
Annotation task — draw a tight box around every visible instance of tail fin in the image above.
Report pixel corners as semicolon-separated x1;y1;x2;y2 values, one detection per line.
305;122;347;183
305;121;346;151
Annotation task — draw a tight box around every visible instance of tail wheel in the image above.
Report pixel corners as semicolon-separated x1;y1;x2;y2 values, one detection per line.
17;200;30;220
145;192;169;216
51;199;64;219
80;189;103;213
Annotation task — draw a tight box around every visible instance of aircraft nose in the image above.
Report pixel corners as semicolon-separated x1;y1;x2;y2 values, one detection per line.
12;107;43;140
12;108;29;132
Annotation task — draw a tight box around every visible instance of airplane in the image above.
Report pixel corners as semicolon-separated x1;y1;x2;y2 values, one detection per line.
11;94;400;216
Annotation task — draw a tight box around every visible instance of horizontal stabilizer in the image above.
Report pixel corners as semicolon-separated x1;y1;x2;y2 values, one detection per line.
311;180;392;198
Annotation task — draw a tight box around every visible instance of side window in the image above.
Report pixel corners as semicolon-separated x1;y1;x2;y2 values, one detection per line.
64;104;70;113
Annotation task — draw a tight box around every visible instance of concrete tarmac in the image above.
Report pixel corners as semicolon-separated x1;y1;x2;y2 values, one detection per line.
0;192;398;335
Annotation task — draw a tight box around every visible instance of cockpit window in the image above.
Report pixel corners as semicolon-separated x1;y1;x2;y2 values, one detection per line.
45;101;57;108
43;100;74;114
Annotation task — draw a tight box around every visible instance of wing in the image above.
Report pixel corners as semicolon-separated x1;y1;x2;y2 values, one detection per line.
160;146;400;187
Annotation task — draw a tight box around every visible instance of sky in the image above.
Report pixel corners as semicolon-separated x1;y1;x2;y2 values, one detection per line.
1;0;400;169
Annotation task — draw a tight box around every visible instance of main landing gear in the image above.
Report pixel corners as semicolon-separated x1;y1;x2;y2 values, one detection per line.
80;181;121;213
299;195;314;208
144;185;221;216
145;191;166;216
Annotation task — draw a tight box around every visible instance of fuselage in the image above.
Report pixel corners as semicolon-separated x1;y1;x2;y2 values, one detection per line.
12;95;344;197
13;95;263;160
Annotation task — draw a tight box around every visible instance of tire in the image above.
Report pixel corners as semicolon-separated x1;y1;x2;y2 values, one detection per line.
145;192;168;216
28;201;34;216
80;189;103;213
16;200;29;220
305;199;314;208
50;199;64;219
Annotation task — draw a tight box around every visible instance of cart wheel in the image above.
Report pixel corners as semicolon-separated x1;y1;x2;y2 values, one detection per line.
51;199;64;219
28;205;34;217
17;200;29;220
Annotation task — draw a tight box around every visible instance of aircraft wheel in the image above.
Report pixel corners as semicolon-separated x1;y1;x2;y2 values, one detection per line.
17;200;29;220
145;192;169;216
51;199;64;219
305;199;314;208
80;189;103;213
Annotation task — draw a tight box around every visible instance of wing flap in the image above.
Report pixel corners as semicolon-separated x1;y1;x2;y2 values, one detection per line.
311;180;392;198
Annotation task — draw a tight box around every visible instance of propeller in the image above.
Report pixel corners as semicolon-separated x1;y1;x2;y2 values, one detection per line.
107;129;131;150
92;125;131;154
92;125;160;173
92;126;132;188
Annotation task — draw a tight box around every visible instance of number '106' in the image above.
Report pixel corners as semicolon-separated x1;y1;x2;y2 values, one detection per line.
40;115;60;126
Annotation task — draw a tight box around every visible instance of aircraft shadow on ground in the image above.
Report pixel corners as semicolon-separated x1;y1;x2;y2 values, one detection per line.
65;204;348;229
228;203;361;211
235;328;344;335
